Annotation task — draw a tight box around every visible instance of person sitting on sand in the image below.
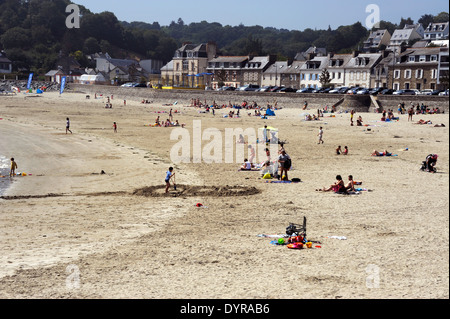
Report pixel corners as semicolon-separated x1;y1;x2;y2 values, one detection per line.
372;150;392;157
343;146;349;156
240;159;252;171
357;116;363;126
345;175;362;192
336;146;342;155
317;175;347;194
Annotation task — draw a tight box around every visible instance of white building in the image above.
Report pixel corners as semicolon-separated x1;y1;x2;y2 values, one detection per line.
424;22;449;41
299;56;328;89
344;52;383;88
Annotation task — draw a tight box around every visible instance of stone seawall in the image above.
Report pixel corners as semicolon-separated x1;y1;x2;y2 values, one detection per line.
69;84;449;113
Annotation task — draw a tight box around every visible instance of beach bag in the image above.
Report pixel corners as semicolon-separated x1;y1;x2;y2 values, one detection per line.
263;173;272;179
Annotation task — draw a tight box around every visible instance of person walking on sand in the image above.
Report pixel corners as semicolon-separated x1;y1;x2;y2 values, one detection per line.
10;158;18;177
318;127;324;144
113;122;117;133
66;118;72;134
169;109;173;122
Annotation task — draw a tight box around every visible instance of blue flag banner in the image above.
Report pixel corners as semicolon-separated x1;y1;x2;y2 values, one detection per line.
27;73;33;90
60;76;67;95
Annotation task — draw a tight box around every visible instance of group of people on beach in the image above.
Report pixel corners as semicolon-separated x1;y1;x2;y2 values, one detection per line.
316;175;362;194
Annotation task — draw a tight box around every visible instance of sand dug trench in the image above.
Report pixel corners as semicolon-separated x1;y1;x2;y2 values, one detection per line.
132;184;261;198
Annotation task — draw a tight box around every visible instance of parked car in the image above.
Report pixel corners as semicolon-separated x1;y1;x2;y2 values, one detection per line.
218;86;236;91
430;90;443;95
257;86;274;92
279;87;296;93
338;87;351;94
296;87;316;93
238;84;260;91
328;87;343;94
381;89;395;95
121;82;135;87
393;89;416;95
369;87;384;95
439;89;449;96
356;88;370;94
133;83;147;88
347;87;362;94
417;89;433;95
270;86;283;92
320;87;332;93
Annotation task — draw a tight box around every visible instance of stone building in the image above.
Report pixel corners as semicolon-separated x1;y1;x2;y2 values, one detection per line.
389;47;441;91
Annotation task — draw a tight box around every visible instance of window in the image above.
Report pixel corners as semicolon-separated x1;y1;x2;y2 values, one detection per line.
338;72;341;79
405;83;410;90
431;55;438;62
394;83;399;90
431;69;437;79
419;55;426;62
409;56;415;62
405;70;411;79
416;83;421;90
394;70;400;79
416;69;423;79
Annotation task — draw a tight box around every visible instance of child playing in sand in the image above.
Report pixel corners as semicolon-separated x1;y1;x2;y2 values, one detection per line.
165;167;176;194
343;146;349;156
336;146;342;155
10;158;18;177
240;159;252;171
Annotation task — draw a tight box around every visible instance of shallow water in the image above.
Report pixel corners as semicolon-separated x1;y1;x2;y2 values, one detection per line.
0;156;11;196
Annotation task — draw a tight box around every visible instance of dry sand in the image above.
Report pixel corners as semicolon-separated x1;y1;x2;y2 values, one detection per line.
0;91;448;299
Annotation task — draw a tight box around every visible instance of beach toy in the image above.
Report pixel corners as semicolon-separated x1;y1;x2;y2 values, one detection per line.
278;238;285;245
287;243;304;249
263;173;272;180
196;203;203;207
306;242;313;249
22;173;27;176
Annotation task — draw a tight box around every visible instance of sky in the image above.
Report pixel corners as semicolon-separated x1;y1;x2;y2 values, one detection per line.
74;0;449;31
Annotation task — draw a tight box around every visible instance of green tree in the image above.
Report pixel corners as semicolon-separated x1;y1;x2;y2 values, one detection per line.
434;12;449;23
319;69;332;88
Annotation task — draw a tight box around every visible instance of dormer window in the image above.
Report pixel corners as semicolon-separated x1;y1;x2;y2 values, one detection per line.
409;56;415;62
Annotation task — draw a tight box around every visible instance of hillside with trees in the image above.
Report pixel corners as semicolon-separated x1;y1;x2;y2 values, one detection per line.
0;0;448;74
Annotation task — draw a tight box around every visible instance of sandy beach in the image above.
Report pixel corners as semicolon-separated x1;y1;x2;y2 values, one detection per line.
0;91;448;299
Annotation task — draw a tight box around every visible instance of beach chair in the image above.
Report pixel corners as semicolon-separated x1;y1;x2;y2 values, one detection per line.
286;217;307;237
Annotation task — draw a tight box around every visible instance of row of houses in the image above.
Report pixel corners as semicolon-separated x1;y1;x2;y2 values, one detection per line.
43;53;164;85
363;22;449;53
160;41;449;91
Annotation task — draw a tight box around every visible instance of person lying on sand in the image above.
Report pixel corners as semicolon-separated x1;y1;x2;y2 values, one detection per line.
316;175;347;194
415;119;433;125
372;150;392;157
